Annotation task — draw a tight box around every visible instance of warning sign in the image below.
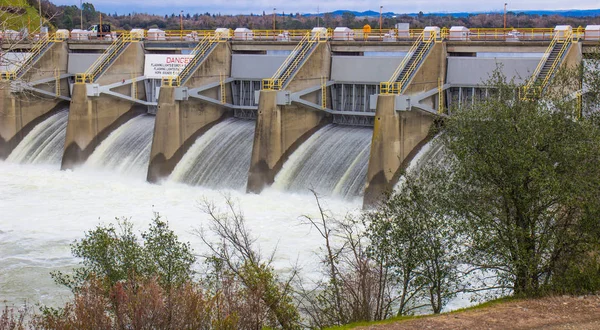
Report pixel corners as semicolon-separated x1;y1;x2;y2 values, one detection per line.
144;54;194;79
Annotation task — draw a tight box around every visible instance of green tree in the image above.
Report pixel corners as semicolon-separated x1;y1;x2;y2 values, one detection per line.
367;165;460;315
52;214;195;292
341;12;356;27
440;70;600;296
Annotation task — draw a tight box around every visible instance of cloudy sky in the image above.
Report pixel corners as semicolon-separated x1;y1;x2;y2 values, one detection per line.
53;0;600;15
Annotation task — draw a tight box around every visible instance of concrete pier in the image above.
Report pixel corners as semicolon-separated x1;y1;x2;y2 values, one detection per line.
247;42;331;193
0;42;69;158
61;42;146;169
147;42;231;182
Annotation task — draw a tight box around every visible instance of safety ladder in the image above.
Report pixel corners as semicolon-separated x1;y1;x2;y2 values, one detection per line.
521;31;574;99
380;31;437;94
1;34;61;80
168;34;225;87
262;30;328;91
76;33;140;84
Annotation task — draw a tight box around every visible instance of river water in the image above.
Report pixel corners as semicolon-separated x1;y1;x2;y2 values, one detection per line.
0;160;361;307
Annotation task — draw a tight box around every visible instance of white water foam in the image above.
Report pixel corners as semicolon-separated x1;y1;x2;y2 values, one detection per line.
6;110;68;165
273;124;372;199
0;161;359;307
82;115;155;178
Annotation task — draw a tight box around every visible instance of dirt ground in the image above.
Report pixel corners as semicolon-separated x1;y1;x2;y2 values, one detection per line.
357;295;600;329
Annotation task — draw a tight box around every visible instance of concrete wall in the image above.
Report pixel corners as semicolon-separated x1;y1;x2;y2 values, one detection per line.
147;42;232;182
405;42;446;95
68;53;101;74
62;42;146;169
447;57;540;85
331;56;404;83
231;54;286;79
287;42;331;92
0;42;69;159
364;95;435;205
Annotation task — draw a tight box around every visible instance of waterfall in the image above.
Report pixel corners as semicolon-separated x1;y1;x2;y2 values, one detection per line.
273;124;372;199
83;115;155;177
169;118;255;190
7;109;68;165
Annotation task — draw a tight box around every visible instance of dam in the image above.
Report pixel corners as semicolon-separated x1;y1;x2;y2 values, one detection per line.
1;25;597;205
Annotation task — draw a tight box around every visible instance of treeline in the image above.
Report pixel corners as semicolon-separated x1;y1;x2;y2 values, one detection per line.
27;0;599;31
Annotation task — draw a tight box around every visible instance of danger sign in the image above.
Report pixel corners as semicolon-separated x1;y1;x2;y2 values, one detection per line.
144;54;194;79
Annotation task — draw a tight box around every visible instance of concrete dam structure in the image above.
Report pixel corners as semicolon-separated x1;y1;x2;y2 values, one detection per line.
1;25;596;205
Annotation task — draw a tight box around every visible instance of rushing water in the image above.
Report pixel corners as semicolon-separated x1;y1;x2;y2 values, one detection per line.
0;161;359;307
6;110;68;165
169;118;255;190
82;115;155;178
0;116;473;312
273;124;372;199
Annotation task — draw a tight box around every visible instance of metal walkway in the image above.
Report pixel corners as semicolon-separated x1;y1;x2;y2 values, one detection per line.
76;33;140;84
161;34;225;87
380;31;437;94
1;34;62;81
522;31;574;99
262;30;328;91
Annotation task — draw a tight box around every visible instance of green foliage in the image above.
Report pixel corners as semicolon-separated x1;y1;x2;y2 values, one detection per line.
0;0;50;32
441;70;600;295
367;166;461;315
52;214;195;293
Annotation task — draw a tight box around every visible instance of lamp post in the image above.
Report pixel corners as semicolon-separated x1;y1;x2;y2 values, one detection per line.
38;0;42;33
180;10;183;39
379;5;383;36
80;0;83;30
503;3;507;29
272;7;276;30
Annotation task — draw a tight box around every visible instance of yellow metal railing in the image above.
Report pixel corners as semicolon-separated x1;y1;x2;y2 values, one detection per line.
55;68;60;96
321;76;327;109
262;30;328;91
69;28;574;43
380;31;436;94
263;32;311;90
131;72;137;100
76;32;140;84
174;34;224;86
2;33;63;79
161;76;179;87
0;72;16;81
521;30;573;98
220;72;226;104
438;77;444;114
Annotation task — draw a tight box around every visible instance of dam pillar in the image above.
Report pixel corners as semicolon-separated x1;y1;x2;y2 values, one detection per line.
0;42;69;159
147;42;231;182
61;42;146;170
247;42;330;193
364;95;435;206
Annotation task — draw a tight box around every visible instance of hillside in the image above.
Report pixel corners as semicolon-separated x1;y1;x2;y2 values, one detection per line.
347;295;600;329
0;0;49;32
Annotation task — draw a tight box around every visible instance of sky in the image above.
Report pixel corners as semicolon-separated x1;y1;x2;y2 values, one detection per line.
51;1;600;16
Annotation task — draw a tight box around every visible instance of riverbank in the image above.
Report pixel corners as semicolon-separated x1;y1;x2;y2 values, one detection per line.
336;295;600;329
